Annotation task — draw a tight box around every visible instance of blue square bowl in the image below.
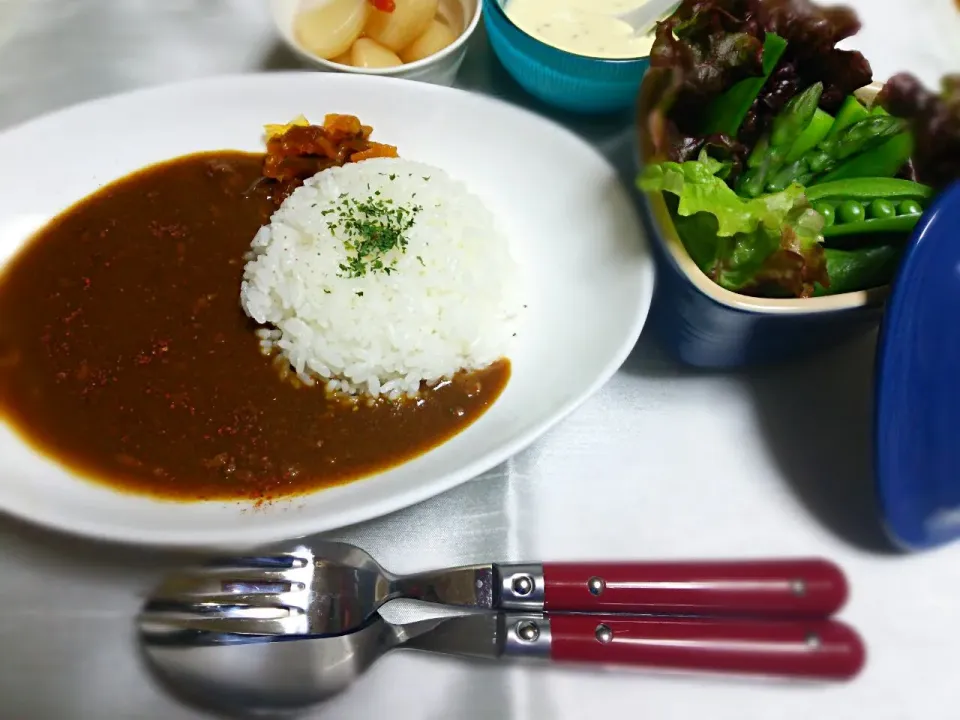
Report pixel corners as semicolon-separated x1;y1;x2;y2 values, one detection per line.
636;70;890;368
483;0;651;114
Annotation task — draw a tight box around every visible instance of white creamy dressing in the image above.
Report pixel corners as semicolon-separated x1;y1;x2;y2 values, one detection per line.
505;0;657;59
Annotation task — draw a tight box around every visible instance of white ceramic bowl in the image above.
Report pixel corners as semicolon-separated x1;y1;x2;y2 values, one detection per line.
269;0;481;86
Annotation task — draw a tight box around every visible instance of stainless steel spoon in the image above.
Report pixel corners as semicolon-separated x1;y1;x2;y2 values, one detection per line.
141;611;865;715
142;540;849;636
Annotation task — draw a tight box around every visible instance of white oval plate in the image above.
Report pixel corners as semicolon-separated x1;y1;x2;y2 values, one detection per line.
0;73;653;548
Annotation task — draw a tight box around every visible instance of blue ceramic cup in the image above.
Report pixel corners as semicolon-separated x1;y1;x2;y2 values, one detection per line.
635;71;890;368
484;0;651;114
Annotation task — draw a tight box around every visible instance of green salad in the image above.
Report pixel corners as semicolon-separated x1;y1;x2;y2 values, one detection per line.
637;0;960;299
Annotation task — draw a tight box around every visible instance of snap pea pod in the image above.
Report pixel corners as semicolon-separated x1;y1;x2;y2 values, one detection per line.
736;82;824;198
814;245;903;296
805;177;933;203
798;116;906;183
807;178;933;238
818;132;914;183
702;33;789;137
814;97;908;182
824;96;871;141
784;109;834;163
820;212;921;238
766;115;907;192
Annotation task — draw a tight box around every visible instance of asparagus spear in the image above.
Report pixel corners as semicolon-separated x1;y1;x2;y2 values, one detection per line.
766;115;907;191
771;83;825;148
736;82;824;198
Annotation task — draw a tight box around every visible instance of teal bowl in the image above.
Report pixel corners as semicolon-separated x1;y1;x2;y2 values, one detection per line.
483;0;651;114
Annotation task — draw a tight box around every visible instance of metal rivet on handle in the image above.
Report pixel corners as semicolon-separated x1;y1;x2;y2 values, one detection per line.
511;575;534;597
791;579;807;597
587;577;605;596
806;633;822;649
516;620;540;642
595;624;613;644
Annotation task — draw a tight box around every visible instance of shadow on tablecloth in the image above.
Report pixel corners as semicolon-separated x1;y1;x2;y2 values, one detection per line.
624;327;897;554
743;331;897;554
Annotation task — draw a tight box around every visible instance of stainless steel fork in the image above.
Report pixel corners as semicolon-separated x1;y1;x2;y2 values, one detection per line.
143;540;496;636
140;540;850;636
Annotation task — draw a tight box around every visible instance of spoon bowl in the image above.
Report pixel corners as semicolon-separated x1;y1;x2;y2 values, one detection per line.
142;619;391;714
141;612;502;715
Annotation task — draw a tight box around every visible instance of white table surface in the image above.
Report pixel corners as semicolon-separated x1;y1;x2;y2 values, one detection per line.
1;1;958;718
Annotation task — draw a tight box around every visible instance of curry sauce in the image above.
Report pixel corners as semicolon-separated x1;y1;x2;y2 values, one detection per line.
0;152;509;503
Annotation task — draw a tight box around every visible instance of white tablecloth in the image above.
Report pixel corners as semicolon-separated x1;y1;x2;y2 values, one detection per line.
1;1;958;718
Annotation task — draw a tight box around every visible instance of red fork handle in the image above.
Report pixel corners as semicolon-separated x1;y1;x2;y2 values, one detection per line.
542;559;848;617
548;616;865;681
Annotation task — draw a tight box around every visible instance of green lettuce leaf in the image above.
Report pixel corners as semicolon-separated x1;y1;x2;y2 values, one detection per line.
638;153;827;297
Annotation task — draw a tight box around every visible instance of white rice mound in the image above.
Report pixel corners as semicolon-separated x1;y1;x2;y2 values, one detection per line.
240;157;521;399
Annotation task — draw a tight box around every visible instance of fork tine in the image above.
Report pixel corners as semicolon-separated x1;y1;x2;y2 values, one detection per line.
151;563;311;595
151;574;304;598
202;553;310;570
172;567;303;583
141;551;319;636
140;594;309;636
147;592;304;611
139;610;305;637
154;552;311;586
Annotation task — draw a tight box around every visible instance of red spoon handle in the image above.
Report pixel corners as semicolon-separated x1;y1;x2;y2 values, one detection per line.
548;616;865;680
541;559;847;617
